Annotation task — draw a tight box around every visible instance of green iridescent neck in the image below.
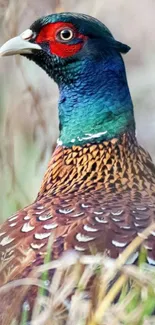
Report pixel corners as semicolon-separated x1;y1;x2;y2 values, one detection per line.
57;54;135;147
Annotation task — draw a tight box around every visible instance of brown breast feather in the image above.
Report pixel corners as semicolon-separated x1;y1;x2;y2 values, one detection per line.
0;133;155;322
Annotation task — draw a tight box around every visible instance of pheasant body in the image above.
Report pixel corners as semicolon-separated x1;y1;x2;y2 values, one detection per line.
0;11;155;324
1;133;155;285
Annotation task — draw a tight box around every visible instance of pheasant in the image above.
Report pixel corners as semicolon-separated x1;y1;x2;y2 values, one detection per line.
0;11;155;324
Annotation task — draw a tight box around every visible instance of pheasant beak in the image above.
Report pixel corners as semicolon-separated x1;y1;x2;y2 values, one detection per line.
0;29;41;57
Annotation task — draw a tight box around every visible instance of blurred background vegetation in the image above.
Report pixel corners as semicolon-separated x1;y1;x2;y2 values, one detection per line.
0;0;155;222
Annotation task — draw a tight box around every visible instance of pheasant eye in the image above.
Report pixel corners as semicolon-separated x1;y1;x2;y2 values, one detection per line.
56;28;74;42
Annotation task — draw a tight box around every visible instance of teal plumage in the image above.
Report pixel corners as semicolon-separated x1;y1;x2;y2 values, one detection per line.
0;11;155;324
29;13;134;147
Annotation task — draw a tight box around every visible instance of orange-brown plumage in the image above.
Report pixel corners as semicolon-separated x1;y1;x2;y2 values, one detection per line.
1;133;155;287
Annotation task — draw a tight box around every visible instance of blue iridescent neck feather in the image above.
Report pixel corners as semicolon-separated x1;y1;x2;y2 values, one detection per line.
57;51;135;147
29;13;135;147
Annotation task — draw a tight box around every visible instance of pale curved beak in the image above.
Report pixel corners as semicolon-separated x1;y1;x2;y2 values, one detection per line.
0;31;41;57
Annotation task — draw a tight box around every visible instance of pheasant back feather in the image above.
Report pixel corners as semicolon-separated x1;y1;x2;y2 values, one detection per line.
0;133;155;287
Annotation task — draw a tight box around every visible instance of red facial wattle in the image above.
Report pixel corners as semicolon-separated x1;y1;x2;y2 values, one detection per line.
35;22;87;58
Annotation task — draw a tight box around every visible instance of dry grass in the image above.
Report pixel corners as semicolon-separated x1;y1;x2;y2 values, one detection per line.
1;223;155;325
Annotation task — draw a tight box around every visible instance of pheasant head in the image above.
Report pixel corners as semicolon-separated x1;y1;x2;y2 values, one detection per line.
0;12;135;147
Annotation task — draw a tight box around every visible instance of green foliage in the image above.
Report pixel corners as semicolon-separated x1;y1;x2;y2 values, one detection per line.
19;302;29;325
39;234;54;297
